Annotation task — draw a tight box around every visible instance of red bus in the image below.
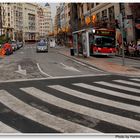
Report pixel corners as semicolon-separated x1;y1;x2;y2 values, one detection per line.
89;28;116;56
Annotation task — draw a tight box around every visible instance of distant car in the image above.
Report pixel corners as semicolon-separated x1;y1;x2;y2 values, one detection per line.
17;40;23;49
36;40;48;52
10;40;18;51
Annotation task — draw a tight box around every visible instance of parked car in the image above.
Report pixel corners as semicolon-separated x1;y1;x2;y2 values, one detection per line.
36;40;48;52
10;40;18;51
2;42;13;55
0;43;6;56
17;40;23;49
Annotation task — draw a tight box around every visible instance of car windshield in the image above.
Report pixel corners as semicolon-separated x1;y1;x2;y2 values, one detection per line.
11;41;16;44
38;42;46;46
95;36;115;47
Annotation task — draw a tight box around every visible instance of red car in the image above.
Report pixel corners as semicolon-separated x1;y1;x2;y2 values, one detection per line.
3;42;13;55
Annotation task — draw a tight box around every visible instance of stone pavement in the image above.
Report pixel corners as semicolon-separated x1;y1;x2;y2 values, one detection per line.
58;47;140;76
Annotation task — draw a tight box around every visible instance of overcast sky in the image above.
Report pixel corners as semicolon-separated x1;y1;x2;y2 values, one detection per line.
50;3;59;20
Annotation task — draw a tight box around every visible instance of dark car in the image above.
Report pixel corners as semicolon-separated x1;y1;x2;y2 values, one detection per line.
10;40;18;51
36;40;48;52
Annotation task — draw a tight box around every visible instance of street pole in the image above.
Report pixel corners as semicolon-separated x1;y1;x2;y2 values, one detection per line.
0;5;2;36
119;13;125;66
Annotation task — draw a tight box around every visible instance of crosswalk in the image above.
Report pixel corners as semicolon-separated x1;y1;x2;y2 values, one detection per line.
0;77;140;133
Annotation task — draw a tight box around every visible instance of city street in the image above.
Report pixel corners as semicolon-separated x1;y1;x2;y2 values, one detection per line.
0;43;106;81
0;43;140;133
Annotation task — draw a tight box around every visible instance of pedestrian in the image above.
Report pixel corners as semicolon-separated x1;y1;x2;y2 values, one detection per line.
128;41;136;56
136;44;140;56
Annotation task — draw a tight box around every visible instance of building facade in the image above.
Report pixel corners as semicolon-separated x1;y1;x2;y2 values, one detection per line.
54;3;71;46
0;3;14;40
0;3;52;42
69;3;140;44
37;3;52;39
13;3;23;41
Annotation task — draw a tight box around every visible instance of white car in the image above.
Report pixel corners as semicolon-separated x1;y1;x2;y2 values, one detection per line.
36;41;48;52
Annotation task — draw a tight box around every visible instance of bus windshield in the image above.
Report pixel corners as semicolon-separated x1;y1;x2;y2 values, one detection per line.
95;36;115;47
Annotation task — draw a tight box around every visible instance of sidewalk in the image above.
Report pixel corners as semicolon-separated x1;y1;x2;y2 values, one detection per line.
116;54;140;61
58;47;140;76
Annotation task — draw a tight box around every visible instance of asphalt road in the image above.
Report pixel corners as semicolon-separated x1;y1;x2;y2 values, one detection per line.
0;43;140;133
0;43;106;81
0;74;140;133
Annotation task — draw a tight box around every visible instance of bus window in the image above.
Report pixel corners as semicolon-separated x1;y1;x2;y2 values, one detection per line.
95;38;102;46
95;36;115;47
102;37;115;47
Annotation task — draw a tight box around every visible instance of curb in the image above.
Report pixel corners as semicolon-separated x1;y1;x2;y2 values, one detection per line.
58;51;140;76
57;51;106;73
115;55;140;61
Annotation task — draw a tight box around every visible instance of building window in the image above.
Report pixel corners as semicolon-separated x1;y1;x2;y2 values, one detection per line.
96;12;100;21
91;3;94;8
119;3;125;18
81;4;83;14
102;9;107;20
87;3;90;11
108;6;115;21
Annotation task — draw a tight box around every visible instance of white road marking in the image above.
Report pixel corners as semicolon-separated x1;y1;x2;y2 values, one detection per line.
0;90;98;133
0;74;109;83
95;81;140;93
21;87;140;131
130;78;140;82
113;80;140;87
0;121;19;133
74;83;140;102
88;66;103;72
72;59;103;72
15;65;27;76
49;85;140;113
72;60;86;66
36;63;52;77
60;63;80;72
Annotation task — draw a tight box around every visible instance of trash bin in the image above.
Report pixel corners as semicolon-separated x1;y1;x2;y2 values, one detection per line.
70;48;74;56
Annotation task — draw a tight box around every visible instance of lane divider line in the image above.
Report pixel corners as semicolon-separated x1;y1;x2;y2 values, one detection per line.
36;63;52;77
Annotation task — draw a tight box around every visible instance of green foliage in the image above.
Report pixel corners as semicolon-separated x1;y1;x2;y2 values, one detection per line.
0;34;11;44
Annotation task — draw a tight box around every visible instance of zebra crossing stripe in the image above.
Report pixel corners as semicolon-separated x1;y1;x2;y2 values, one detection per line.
0;90;98;133
95;81;140;94
74;83;140;102
113;80;140;87
47;85;140;113
0;121;19;133
130;79;140;82
21;87;140;131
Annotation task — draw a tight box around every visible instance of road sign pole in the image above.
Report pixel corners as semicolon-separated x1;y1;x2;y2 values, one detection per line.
119;13;125;66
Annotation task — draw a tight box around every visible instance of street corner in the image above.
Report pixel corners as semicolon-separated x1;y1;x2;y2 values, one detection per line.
104;63;140;76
